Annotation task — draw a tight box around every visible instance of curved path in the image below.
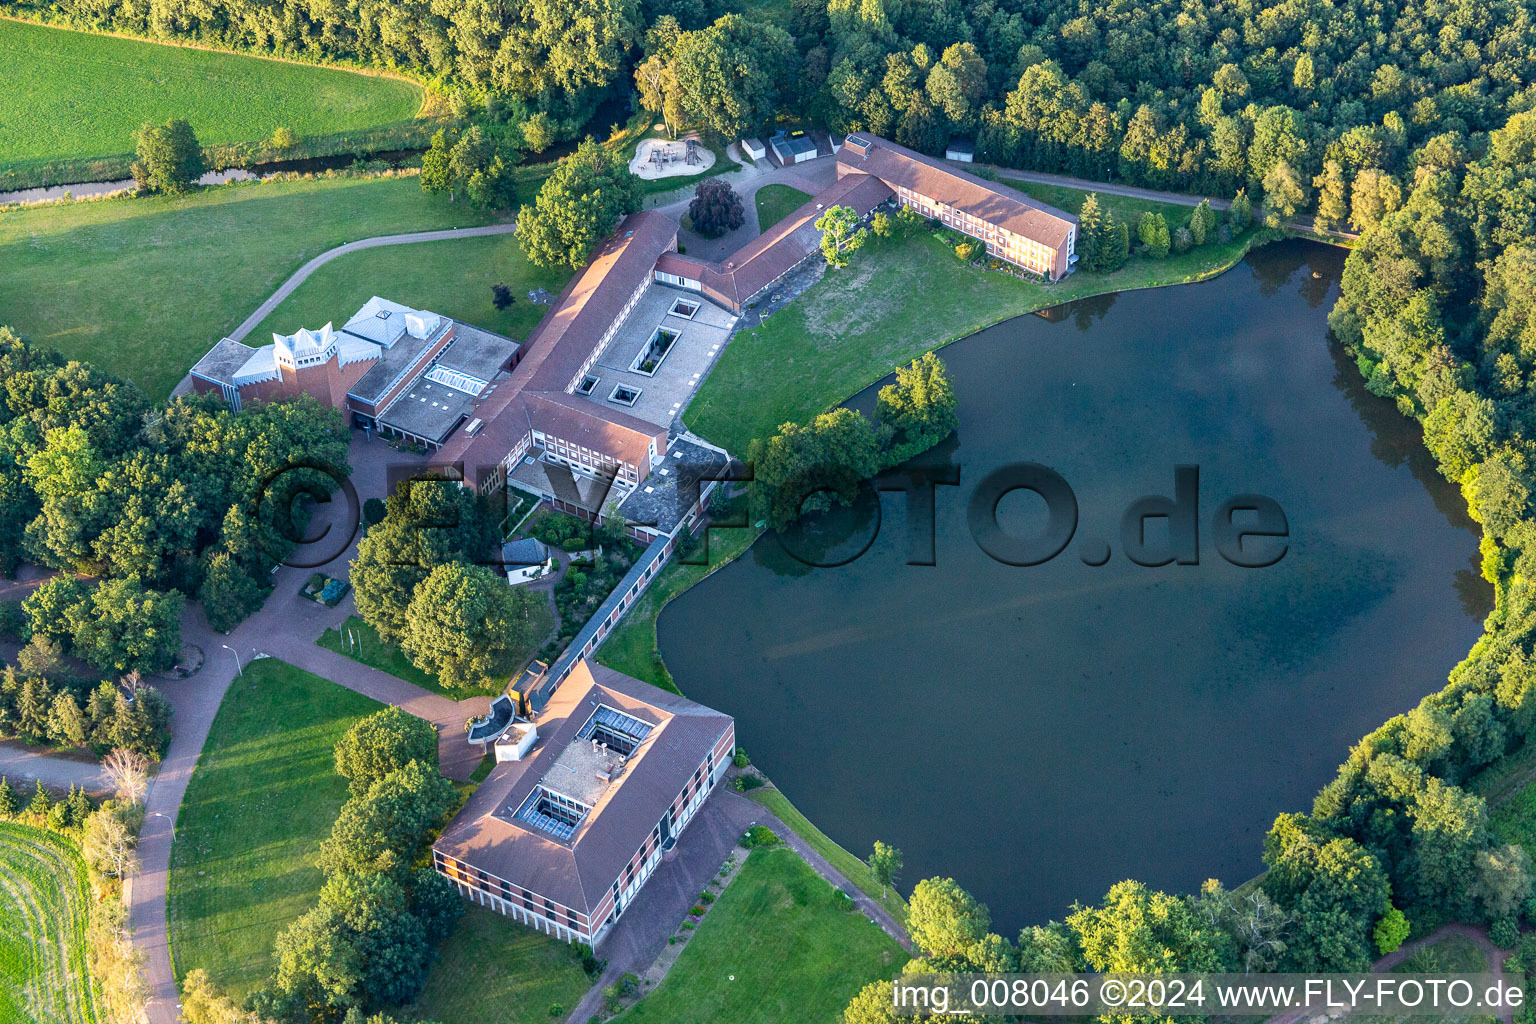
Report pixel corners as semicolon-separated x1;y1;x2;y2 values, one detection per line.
1264;922;1513;1024
225;223;520;343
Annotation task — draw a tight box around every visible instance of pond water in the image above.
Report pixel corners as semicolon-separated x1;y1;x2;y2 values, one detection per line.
659;239;1492;933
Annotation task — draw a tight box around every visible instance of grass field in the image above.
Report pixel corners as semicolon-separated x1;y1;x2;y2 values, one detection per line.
745;788;908;923
405;906;592;1024
753;184;812;232
168;657;384;1000
0;174;508;401
247;233;572;347
615;846;904;1024
685;214;1259;454
0;20;424;184
317;610;550;699
0;823;99;1024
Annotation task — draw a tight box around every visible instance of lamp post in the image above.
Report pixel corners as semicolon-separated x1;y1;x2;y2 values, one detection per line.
221;644;243;678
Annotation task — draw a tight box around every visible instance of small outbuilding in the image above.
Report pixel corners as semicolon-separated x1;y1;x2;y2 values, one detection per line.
740;137;766;161
501;536;553;585
945;139;975;162
770;131;818;165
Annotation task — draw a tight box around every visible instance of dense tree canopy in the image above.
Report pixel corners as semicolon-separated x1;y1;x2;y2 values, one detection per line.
333;706;440;797
517;139;642;268
399;563;544;689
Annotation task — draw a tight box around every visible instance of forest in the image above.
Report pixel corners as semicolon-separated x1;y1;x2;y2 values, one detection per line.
7;0;1532;229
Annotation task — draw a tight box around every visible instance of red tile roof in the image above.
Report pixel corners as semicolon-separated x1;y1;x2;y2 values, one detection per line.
431;211;678;488
434;660;733;915
837;134;1077;248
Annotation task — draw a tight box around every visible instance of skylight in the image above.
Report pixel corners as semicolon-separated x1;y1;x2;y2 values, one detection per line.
514;786;591;841
576;704;653;756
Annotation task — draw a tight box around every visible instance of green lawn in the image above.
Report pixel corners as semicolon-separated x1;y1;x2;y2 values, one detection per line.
0;823;99;1024
247;232;571;346
0;19;425;186
167;657;384;1000
685;219;1258;454
753;184;812;231
0;174;508;401
616;846;904;1024
746;788;908;923
596;494;759;692
316;612;552;699
404;906;592;1024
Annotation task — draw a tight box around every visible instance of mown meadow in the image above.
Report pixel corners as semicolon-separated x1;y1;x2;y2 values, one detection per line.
0;19;426;187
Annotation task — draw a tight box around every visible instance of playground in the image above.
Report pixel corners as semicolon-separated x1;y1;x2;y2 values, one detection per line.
630;133;716;179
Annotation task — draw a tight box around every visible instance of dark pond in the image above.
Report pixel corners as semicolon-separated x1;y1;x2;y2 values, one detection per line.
659;239;1492;933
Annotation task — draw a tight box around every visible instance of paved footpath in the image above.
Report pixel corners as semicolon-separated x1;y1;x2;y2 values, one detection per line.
224;224;520;343
120;435;491;1024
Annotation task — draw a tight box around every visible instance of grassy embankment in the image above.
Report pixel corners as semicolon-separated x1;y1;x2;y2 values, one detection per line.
0;174;515;401
614;846;904;1024
687;192;1262;454
753;184;813;231
404;906;591;1024
0;18;431;189
0;822;100;1023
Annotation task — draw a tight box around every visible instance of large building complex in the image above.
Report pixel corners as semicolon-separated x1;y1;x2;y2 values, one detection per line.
433;659;734;947
189;297;522;450
179;133;1078;946
839;133;1078;279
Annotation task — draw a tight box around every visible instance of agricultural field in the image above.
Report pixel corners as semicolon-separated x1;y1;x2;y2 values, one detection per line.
0;174;508;402
168;658;383;1000
0;822;99;1024
0;19;425;188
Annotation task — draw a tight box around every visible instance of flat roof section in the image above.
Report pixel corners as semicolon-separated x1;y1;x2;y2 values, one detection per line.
618;435;738;536
349;319;449;406
377;377;475;443
438;322;520;381
190;337;258;386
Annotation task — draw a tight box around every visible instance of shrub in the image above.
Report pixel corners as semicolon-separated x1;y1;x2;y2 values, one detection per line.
733;747;750;768
700;891;715;903
1492;918;1521;949
270;126;297;150
690;905;706;916
548;1003;564;1017
732;773;764;791
741;825;780;848
1374;907;1410;954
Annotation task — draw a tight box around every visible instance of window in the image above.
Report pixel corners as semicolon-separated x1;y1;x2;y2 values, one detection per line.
668;298;700;319
609;384;642;407
576;375;600;396
425;364;488;396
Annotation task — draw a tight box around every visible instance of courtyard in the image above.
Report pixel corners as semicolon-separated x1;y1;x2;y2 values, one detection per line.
575;283;735;431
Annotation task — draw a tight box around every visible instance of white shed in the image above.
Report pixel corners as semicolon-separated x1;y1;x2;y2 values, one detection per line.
740;137;766;161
